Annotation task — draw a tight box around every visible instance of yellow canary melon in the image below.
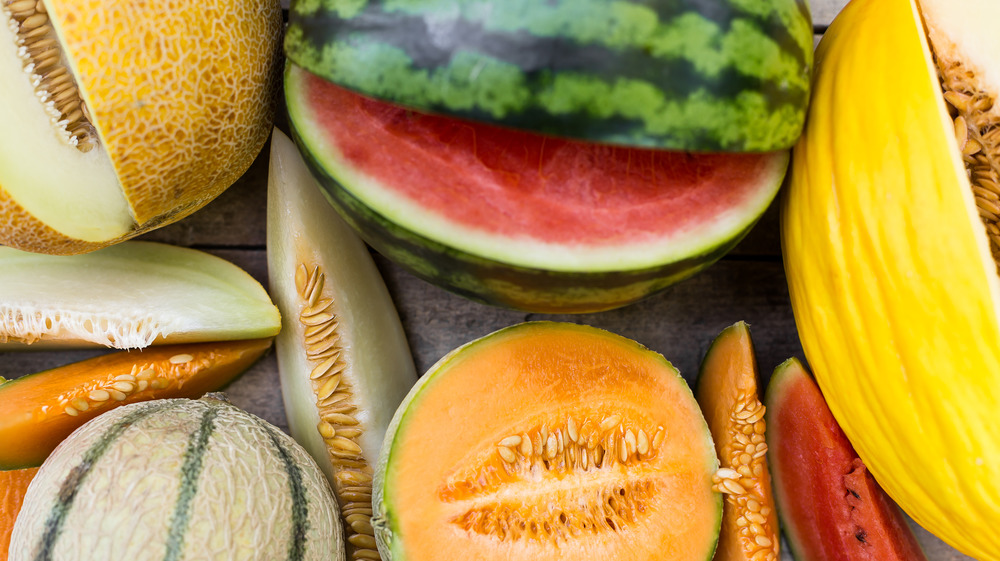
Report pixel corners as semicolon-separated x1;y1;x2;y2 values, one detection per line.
0;0;282;254
782;0;1000;557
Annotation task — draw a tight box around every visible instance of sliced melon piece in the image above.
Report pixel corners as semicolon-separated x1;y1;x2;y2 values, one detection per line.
764;358;928;561
1;467;38;561
0;241;281;349
372;322;720;561
0;0;282;254
285;63;790;312
0;338;273;469
696;322;779;561
267;128;418;560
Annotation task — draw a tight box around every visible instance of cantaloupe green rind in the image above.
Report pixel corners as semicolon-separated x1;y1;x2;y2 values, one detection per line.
268;128;418;559
372;321;721;561
0;241;281;349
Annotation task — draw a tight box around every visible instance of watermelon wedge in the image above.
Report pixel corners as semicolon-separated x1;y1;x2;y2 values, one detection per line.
285;63;789;312
765;358;929;561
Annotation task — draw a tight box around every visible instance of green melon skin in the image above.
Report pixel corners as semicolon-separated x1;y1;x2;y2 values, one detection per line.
9;396;344;561
285;65;789;314
284;0;813;152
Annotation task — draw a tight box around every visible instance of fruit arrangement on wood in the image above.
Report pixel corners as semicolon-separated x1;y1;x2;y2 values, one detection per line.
0;0;991;559
783;0;1000;556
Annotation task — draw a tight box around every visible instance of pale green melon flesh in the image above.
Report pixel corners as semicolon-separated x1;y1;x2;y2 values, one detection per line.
0;12;131;242
0;241;281;349
267;129;417;558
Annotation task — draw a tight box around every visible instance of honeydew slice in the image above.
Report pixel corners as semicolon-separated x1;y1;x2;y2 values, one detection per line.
267;128;418;561
0;241;281;349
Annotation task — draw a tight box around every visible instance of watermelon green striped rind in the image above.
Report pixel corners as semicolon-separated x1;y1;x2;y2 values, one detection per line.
284;0;813;152
9;396;344;561
285;63;789;313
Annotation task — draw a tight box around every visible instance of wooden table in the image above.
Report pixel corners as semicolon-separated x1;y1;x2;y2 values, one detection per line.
0;0;976;558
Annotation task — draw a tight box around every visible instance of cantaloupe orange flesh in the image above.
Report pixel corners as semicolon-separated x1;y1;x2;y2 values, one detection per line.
381;323;719;561
1;467;38;561
0;338;272;469
696;322;780;561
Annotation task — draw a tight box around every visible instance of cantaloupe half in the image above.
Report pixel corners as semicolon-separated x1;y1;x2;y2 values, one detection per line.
0;0;282;254
372;322;721;561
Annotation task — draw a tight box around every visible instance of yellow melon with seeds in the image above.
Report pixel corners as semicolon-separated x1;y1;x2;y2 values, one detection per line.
0;0;282;254
783;0;1000;557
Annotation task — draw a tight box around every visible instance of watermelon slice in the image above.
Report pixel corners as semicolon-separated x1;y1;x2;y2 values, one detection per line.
285;63;789;312
764;358;929;561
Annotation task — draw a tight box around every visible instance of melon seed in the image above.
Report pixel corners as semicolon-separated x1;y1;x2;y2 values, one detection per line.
295;262;377;560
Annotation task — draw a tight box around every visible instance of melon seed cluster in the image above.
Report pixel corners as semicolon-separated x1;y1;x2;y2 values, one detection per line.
3;0;96;150
295;264;379;561
57;354;195;417
937;58;1000;268
452;479;657;542
712;393;778;561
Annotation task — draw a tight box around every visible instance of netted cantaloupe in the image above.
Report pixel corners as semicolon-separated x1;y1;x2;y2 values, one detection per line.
372;322;721;561
9;396;343;561
0;0;282;254
782;0;1000;557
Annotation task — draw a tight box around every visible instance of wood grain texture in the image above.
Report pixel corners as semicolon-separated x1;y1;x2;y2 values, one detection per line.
0;0;976;558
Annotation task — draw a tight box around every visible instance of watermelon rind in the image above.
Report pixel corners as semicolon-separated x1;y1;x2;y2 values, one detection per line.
285;64;789;313
284;0;813;152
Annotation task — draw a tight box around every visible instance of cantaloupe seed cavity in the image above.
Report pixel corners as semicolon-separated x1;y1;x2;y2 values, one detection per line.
55;360;203;418
295;263;380;560
712;392;777;560
2;0;96;151
437;414;668;541
936;55;1000;269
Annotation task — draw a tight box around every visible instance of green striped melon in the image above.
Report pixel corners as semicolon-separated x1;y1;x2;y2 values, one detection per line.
285;63;789;313
284;0;813;152
9;396;343;561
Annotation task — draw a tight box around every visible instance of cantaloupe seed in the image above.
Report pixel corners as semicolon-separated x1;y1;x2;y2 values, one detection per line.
294;262;378;561
432;415;669;541
54;358;209;419
712;392;777;561
2;0;96;151
938;57;1000;269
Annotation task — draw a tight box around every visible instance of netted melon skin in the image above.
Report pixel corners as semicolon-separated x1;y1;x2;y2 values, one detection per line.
10;397;344;561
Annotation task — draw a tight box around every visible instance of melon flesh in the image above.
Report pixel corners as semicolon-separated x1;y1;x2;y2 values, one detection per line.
287;64;788;273
0;241;281;349
373;322;721;561
0;16;129;244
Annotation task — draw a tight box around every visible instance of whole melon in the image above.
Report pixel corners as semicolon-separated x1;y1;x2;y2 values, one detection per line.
9;396;344;561
0;0;283;254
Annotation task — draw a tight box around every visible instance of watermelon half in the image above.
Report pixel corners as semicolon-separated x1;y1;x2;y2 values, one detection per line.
285;63;789;313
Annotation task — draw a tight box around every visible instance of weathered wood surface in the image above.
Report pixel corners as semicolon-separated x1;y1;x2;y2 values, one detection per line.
0;0;975;559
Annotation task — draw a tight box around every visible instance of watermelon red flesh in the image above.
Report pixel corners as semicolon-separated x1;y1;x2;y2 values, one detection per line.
765;358;928;561
295;67;786;270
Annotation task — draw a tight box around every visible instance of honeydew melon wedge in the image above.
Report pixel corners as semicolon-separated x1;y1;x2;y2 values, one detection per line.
0;241;281;349
267;128;418;561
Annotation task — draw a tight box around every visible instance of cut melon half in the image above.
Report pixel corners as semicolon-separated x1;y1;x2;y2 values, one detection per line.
372;322;721;561
267;128;418;561
286;63;789;312
0;0;282;254
0;241;281;349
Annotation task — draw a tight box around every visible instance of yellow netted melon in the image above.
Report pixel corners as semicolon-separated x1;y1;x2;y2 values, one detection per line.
0;0;282;254
782;0;1000;557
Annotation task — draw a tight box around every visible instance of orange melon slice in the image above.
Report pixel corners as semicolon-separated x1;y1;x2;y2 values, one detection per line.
372;322;721;561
